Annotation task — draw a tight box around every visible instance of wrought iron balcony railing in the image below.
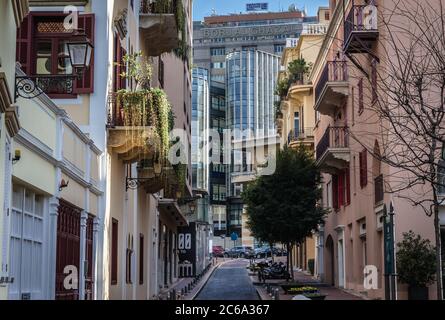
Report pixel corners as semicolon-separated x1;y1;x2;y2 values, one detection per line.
15;75;76;100
314;61;348;105
288;127;314;144
316;126;349;160
107;92;155;128
344;3;379;53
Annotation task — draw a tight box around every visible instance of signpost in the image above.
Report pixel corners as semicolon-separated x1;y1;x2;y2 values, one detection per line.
231;232;238;248
383;203;396;300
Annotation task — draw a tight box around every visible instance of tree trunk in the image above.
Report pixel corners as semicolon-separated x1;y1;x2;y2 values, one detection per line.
434;203;443;300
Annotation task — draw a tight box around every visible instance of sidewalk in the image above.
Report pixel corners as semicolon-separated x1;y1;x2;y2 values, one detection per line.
157;258;226;300
251;267;364;301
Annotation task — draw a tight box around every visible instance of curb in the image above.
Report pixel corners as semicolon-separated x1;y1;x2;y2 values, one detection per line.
190;260;227;300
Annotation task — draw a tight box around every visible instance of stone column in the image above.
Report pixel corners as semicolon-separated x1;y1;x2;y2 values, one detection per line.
92;216;100;300
79;211;88;300
48;197;59;300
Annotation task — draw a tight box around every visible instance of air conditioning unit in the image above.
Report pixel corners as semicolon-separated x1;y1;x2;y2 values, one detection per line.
359;222;367;237
376;212;384;231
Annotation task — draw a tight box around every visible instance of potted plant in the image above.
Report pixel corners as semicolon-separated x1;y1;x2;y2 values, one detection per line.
303;292;327;300
274;78;290;100
288;58;311;85
396;231;436;300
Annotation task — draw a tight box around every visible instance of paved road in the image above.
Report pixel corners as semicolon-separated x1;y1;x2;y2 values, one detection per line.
195;259;259;300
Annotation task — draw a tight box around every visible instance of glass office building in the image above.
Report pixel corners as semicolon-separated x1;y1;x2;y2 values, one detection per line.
226;49;280;137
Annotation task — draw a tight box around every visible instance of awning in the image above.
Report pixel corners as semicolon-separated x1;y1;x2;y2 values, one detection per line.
158;198;188;227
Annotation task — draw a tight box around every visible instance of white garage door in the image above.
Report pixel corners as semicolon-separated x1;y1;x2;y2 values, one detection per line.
9;185;45;300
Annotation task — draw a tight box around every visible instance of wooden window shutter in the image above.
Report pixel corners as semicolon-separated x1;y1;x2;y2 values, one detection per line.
358;78;364;113
16;14;33;75
371;59;377;102
360;149;368;188
75;14;95;94
332;175;339;210
345;167;351;205
139;234;144;285
111;218;118;285
338;172;344;207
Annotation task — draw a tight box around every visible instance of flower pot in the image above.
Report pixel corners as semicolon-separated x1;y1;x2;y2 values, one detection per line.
304;294;327;300
408;286;429;300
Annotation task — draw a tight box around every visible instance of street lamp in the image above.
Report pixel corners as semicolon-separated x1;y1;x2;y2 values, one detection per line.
189;201;197;216
67;33;94;78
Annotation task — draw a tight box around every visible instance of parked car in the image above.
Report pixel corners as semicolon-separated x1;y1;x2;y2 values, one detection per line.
224;246;254;258
212;245;225;257
254;246;288;258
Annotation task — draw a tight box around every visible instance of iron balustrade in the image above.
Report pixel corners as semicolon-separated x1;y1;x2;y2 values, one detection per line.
344;3;379;47
288;127;314;144
107;91;155;127
374;174;384;204
314;61;348;106
316;126;349;160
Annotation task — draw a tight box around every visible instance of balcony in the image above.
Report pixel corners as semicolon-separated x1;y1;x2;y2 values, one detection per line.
107;92;160;163
374;174;384;205
316;126;350;173
287;128;314;149
314;61;349;117
139;0;181;56
344;3;379;54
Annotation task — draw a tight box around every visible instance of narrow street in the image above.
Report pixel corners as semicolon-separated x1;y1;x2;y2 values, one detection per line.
195;259;259;300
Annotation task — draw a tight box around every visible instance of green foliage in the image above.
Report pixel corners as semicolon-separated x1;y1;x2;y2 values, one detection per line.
118;51;152;90
287;58;310;83
242;146;327;246
275;78;290;98
396;231;437;287
173;163;187;195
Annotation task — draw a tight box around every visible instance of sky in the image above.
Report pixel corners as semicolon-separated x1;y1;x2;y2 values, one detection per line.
192;0;329;21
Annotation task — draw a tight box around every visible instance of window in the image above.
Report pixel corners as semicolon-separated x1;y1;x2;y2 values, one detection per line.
274;44;285;54
139;234;144;285
16;13;95;96
212;184;226;201
126;234;133;284
159;57;164;88
294;112;300;134
345;166;351;205
358;78;364;113
332;169;350;209
111;219;118;285
114;34;126;91
211;62;225;69
326;181;332;208
359;149;368;188
210;47;225;56
325;12;330;21
371;59;378;102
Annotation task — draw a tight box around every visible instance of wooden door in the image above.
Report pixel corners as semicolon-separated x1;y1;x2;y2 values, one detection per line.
55;199;81;300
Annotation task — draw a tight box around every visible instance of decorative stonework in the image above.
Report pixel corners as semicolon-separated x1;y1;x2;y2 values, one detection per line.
12;0;29;27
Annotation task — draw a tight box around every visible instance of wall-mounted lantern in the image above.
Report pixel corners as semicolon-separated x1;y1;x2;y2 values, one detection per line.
59;179;69;192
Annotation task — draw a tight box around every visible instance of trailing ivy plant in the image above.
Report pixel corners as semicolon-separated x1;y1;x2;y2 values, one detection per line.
115;52;174;160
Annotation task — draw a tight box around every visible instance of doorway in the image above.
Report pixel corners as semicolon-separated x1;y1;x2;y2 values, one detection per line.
325;235;335;286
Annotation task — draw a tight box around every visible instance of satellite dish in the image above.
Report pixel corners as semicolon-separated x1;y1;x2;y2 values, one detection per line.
289;4;296;12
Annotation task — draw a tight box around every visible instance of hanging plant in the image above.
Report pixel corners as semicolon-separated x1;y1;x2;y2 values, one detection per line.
173;163;187;195
115;52;174;161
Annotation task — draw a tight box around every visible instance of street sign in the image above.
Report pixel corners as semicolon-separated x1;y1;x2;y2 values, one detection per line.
230;232;238;241
246;3;268;12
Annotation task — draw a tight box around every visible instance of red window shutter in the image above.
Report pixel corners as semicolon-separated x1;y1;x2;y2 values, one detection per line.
111;219;118;285
358;78;364;113
345;167;351;205
371;59;377;102
332;175;339;210
75;14;95;94
16;14;33;75
360;149;368;188
338;172;344;207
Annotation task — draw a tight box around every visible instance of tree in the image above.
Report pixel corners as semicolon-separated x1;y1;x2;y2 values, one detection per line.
287;58;311;84
242;146;327;279
347;0;445;299
397;231;437;288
